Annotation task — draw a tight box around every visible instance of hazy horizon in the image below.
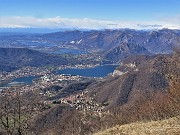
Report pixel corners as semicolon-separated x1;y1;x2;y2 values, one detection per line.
0;0;180;30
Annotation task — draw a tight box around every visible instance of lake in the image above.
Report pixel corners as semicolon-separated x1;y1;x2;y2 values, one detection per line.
5;76;38;87
56;65;118;77
0;65;117;88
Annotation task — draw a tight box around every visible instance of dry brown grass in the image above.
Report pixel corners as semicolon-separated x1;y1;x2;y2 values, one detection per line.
94;116;180;135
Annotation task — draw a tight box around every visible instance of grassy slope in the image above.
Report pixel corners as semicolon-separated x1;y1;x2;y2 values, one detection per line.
94;116;180;135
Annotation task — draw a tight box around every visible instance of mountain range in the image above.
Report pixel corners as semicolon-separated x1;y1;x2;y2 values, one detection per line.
42;29;180;62
1;29;180;68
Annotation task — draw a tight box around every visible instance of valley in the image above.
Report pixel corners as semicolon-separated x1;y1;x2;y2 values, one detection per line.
0;29;180;135
1;0;180;134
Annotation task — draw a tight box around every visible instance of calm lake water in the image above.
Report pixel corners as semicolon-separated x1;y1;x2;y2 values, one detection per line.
57;65;118;77
6;76;39;86
0;65;117;87
11;76;38;83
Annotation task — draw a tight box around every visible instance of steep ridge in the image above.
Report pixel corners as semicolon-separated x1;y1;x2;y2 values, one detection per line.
104;42;150;62
88;53;180;110
30;53;180;135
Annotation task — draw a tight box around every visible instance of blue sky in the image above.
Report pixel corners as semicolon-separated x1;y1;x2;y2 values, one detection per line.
0;0;180;29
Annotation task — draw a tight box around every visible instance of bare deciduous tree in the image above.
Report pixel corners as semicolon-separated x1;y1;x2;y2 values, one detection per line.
0;86;40;135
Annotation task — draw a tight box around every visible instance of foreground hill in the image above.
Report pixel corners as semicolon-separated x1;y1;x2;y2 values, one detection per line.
0;53;179;135
28;53;180;135
94;116;180;135
88;53;180;110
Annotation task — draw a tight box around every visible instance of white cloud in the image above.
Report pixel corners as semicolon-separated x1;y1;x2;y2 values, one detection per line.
0;16;179;29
